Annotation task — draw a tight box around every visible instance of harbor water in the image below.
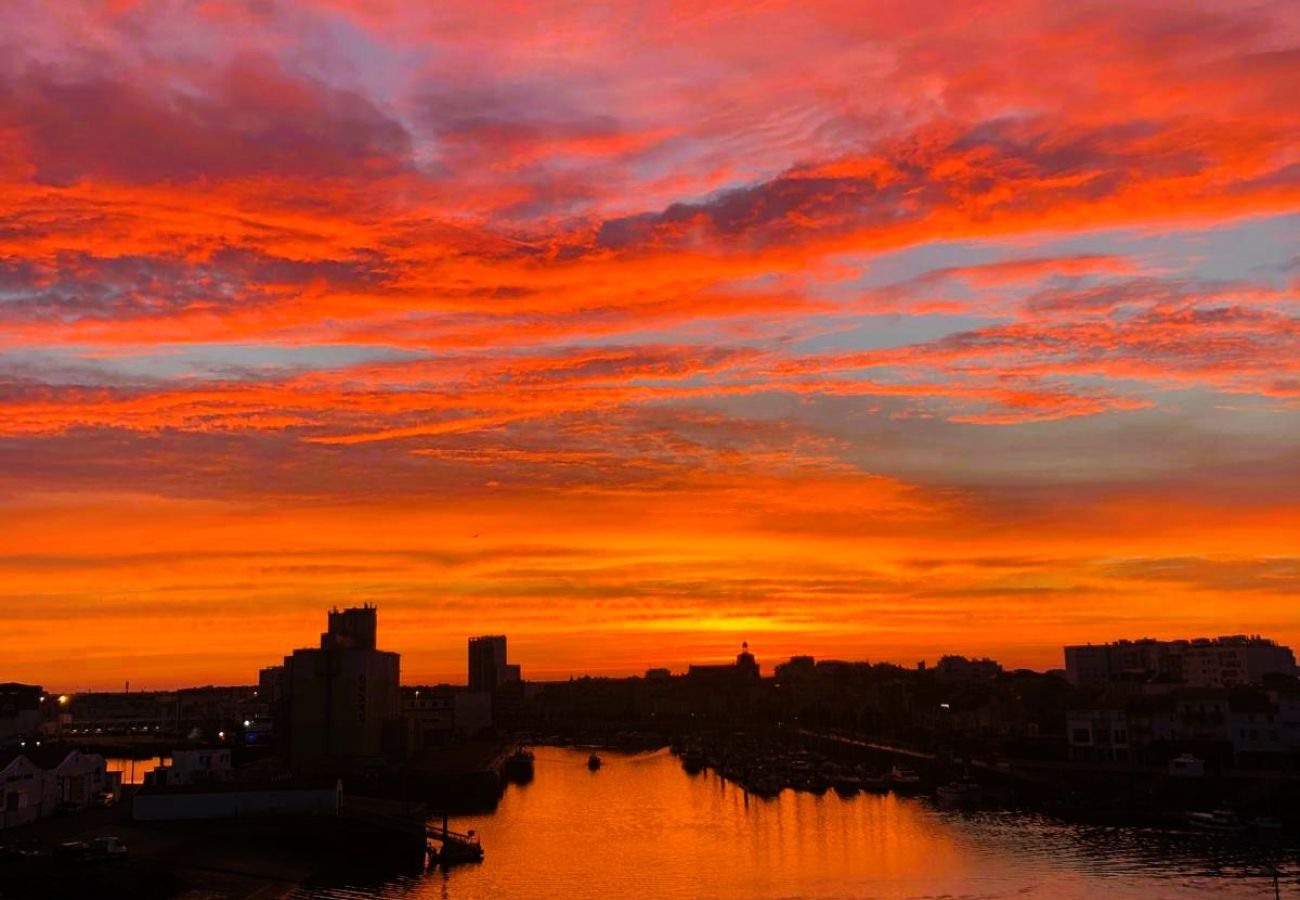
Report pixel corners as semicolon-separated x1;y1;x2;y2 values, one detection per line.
105;756;168;785
290;746;1299;899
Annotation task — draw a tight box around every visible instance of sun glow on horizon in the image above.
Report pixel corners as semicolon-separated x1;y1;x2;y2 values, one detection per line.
0;0;1297;689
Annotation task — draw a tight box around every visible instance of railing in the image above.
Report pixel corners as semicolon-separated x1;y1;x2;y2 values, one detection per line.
427;823;480;845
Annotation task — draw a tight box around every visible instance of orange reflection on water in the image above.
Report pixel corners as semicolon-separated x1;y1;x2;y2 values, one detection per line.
105;756;167;785
342;748;1246;900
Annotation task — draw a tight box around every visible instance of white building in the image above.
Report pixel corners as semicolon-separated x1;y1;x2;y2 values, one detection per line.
0;755;56;829
53;750;116;805
0;749;119;830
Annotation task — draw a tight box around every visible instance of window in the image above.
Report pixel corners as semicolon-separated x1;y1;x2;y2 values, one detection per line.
1072;728;1091;744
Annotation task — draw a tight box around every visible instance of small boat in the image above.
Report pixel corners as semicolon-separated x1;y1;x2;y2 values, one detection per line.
833;775;862;797
935;778;982;804
889;766;922;790
504;747;535;782
856;767;886;792
1250;816;1284;831
1185;810;1245;832
587;753;602;771
681;747;705;774
1168;753;1207;778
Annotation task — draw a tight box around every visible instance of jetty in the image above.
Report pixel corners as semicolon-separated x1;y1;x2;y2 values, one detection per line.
426;812;484;865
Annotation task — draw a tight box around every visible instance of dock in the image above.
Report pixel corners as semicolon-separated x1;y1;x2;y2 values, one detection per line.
426;812;484;865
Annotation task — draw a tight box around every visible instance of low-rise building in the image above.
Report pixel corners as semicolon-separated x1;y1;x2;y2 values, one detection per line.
53;749;116;805
0;754;57;829
1068;684;1300;770
403;686;456;749
0;749;119;830
62;690;179;736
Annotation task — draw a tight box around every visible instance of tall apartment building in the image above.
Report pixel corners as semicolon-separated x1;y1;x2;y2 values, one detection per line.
467;635;520;692
1064;635;1296;687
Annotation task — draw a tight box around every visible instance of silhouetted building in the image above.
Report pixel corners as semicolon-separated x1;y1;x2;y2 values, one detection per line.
468;635;519;692
63;690;179;737
282;604;400;772
323;606;377;649
402;686;494;748
0;683;42;746
774;656;816;682
687;642;762;689
1181;636;1296;687
403;686;454;748
936;655;1003;681
58;686;257;741
1065;636;1296;687
258;666;284;704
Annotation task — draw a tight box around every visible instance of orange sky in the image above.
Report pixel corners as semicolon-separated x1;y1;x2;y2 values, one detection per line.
1;0;1298;689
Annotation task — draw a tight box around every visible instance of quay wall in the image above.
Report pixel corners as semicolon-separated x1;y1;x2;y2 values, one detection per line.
133;784;340;821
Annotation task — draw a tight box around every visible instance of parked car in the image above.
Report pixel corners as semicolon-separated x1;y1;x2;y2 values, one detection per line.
90;791;116;808
0;844;42;861
52;837;128;864
53;841;89;862
87;836;129;861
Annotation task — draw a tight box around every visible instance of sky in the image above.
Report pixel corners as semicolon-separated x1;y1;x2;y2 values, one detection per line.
1;0;1298;689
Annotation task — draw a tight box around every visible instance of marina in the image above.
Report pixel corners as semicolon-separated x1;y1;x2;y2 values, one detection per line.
288;747;1300;900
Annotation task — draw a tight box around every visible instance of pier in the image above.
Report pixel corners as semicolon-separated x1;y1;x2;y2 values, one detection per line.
426;812;484;865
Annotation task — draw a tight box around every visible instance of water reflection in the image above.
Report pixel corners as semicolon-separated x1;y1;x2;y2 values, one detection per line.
292;747;1298;899
105;755;167;785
